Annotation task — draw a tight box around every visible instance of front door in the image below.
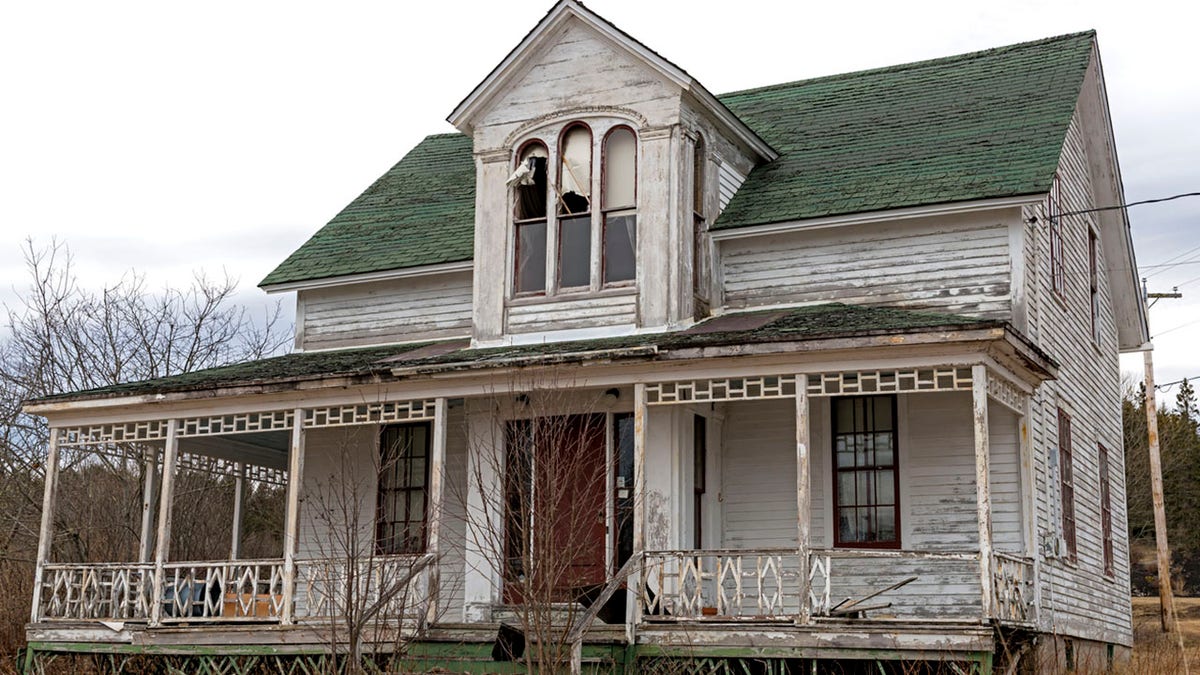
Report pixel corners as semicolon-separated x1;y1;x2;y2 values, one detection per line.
504;413;608;603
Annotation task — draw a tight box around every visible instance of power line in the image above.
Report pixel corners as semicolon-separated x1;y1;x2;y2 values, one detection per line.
1157;376;1198;391
1154;315;1200;339
1054;191;1200;220
1144;243;1200;278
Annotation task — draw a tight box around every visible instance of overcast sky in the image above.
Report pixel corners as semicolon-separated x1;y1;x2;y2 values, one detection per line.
1;0;1197;398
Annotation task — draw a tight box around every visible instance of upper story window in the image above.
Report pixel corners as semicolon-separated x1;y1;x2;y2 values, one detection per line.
510;120;637;297
692;134;708;310
1089;228;1100;344
1048;174;1065;299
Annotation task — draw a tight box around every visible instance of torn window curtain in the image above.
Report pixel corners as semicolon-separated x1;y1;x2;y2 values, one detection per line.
559;125;592;215
512;144;548;222
603;128;636;210
603;127;636;284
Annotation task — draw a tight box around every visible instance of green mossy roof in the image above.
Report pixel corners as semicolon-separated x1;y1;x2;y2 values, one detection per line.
259;31;1095;287
32;304;999;404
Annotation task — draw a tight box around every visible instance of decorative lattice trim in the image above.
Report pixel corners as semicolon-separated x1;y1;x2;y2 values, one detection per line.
806;366;973;396
304;400;437;429
176;452;287;486
986;370;1027;414
58;421;169;447
645;376;797;405
177;410;295;437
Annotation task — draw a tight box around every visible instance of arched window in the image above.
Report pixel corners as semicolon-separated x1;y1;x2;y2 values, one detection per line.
512;141;548;294
603;127;637;284
557;124;593;289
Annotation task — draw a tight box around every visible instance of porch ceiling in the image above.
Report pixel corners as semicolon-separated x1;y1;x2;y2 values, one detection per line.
26;303;1052;410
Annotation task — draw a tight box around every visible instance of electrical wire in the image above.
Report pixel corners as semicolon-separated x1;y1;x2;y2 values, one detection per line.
1144;243;1200;278
1153;315;1200;339
1054;191;1200;220
1156;376;1199;391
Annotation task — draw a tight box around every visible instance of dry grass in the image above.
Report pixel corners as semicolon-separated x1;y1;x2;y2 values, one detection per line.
1112;596;1200;674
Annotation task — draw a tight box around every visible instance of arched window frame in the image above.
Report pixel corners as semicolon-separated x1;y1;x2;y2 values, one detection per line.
601;125;638;286
556;122;594;290
509;118;639;299
691;133;709;315
512;139;550;296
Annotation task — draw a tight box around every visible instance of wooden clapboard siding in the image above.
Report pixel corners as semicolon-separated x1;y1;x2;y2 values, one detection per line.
437;403;468;622
297;426;378;560
717;161;747;214
719;215;1012;318
505;292;638;334
1023;105;1131;645
820;554;982;620
300;273;473;350
989;403;1024;553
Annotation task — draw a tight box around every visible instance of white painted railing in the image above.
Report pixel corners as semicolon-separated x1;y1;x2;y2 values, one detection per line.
992;552;1035;624
39;563;154;621
641;549;801;621
160;560;285;622
294;554;433;622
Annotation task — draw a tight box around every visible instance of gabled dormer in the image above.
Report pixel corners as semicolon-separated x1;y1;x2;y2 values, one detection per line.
449;0;775;345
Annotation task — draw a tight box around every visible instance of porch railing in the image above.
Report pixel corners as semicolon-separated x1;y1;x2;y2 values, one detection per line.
39;563;154;621
35;555;433;624
992;552;1035;625
641;549;801;621
808;549;983;622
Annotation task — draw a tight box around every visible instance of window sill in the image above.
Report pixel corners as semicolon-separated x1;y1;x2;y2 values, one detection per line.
507;285;637;308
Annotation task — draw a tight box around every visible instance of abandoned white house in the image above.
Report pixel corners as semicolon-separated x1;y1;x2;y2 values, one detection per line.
23;2;1147;673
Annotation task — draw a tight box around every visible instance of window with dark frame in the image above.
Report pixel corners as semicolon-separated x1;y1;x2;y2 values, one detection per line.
513;141;549;295
613;413;635;570
602;127;637;284
376;423;432;555
1058;408;1077;561
832;396;900;548
1089;229;1100;345
692;134;708;311
693;415;706;549
1099;443;1114;576
1049;174;1066;298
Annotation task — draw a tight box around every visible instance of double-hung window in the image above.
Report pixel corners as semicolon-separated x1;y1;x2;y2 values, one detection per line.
833;396;900;548
1058;408;1077;561
1049;174;1066;299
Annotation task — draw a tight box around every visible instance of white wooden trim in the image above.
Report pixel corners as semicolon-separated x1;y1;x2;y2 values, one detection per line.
425;397;448;626
137;447;159;564
260;260;474;294
280;409;306;625
229;463;246;561
30;430;61;623
150;420;179;627
628;383;647;636
709;195;1040;242
972;365;994;619
795;374;812;624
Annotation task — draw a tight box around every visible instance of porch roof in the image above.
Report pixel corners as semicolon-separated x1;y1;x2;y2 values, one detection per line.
27;303;1039;407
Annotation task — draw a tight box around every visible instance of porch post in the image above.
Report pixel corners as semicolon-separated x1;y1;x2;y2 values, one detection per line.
138;447;159;563
971;364;995;619
229;462;245;561
150;419;180;627
281;408;306;625
425;397;448;626
29;429;61;623
795;374;811;624
627;383;647;638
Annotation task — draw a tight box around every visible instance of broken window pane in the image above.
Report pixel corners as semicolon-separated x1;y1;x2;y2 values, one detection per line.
604;128;636;210
558;215;590;288
512;143;548;221
559;124;592;215
515;221;546;294
604;212;636;283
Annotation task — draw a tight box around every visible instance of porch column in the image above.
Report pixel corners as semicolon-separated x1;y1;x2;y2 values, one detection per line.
463;402;502;622
150;420;180;626
229;462;245;561
971;364;995;619
280;408;306;625
795;374;812;624
425;397;448;626
29;429;61;623
625;383;648;638
138;447;159;563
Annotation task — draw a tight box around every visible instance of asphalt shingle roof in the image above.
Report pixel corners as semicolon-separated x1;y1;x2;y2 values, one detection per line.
258;31;1095;287
32;304;1000;404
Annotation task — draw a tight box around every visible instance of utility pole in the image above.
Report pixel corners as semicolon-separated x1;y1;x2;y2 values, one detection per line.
1144;288;1182;633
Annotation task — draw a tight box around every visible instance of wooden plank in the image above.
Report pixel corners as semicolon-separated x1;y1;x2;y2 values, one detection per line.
795;374;811;624
971;365;994;619
30;430;61;623
425;397;448;626
628;383;647;640
280;409;306;625
138;448;159;564
150;420;179;627
229;463;246;561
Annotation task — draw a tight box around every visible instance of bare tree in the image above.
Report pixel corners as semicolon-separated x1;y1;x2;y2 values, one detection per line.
0;238;290;667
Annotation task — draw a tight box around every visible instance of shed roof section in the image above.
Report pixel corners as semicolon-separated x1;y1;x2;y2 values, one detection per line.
30;304;1001;404
259;31;1096;287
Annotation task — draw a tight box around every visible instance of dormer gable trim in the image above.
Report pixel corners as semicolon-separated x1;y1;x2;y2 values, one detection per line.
447;0;777;162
